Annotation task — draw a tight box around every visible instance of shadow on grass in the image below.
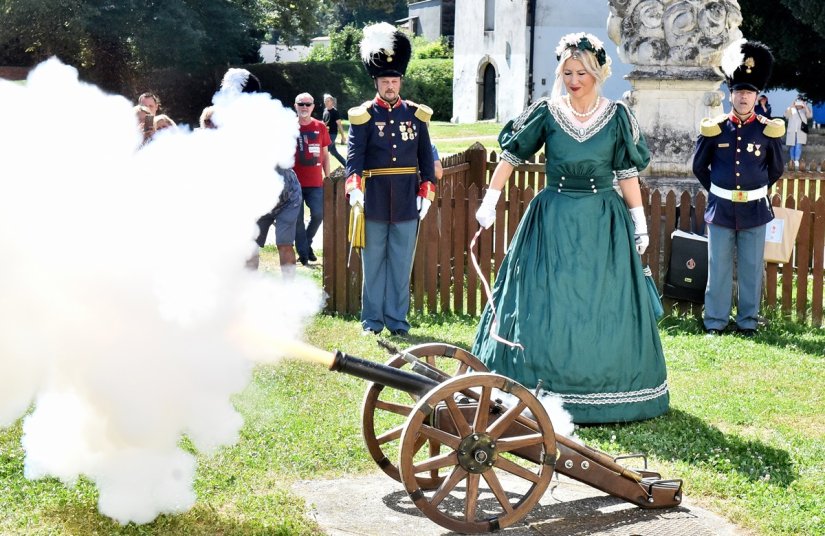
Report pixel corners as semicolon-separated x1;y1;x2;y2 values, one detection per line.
752;312;825;355
576;408;797;487
659;308;825;355
378;332;478;354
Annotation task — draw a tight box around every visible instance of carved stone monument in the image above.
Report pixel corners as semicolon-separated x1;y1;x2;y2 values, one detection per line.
607;0;743;178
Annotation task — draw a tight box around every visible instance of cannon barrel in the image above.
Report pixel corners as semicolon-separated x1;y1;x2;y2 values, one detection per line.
330;350;440;397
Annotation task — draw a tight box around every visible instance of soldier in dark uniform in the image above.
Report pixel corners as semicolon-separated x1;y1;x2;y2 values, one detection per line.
692;40;785;336
346;23;436;336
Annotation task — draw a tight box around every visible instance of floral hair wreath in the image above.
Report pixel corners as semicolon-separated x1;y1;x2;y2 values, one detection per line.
555;32;607;66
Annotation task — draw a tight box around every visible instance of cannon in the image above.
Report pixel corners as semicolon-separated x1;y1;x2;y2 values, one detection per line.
308;341;682;533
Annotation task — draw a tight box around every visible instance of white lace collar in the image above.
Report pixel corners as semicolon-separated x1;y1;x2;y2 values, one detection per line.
549;99;617;142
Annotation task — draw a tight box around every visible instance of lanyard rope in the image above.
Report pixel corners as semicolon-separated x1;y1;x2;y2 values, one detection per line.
469;227;524;350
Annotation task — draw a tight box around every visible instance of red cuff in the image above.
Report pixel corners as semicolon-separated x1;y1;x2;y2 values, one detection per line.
345;174;362;194
418;181;436;202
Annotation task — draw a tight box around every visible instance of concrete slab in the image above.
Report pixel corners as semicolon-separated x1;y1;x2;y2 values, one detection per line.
292;472;746;536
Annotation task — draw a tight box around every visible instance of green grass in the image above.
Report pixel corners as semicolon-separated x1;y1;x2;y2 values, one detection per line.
429;120;502;156
3;253;824;536
340;119;503;158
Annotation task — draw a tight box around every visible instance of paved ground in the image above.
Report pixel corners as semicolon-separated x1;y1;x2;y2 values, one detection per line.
292;471;747;536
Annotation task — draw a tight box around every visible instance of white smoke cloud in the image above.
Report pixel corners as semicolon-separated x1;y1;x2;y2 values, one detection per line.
493;390;577;439
0;58;323;524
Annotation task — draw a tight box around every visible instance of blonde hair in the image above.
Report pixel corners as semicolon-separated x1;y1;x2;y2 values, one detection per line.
550;47;612;101
153;114;176;130
199;106;216;129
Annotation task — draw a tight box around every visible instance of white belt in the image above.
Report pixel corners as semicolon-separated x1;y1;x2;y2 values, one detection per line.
710;184;768;203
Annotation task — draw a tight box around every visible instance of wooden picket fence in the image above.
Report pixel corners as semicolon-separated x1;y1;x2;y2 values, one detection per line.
322;146;825;326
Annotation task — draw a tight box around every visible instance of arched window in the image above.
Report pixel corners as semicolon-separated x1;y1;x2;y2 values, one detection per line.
481;63;497;120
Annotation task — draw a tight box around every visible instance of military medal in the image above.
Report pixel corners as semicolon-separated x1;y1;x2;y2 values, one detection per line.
754;144;761;156
376;122;386;137
746;143;754;153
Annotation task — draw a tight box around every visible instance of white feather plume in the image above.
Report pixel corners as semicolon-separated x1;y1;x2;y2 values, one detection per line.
220;68;250;94
721;38;746;77
360;22;397;64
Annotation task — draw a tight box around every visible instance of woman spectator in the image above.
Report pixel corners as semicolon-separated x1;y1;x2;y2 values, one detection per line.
784;94;812;169
199;106;216;129
322;94;347;167
153;114;176;132
134;104;154;146
755;94;771;118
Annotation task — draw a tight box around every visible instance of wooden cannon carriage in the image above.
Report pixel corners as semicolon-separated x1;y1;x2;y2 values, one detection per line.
328;342;683;533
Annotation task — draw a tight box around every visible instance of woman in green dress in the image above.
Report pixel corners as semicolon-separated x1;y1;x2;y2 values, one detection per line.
472;33;669;424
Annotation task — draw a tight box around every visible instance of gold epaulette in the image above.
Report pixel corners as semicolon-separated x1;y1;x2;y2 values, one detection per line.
408;101;433;123
763;117;786;138
348;105;371;126
699;114;727;137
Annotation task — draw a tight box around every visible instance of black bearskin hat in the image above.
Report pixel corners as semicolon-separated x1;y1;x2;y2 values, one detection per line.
360;22;412;78
721;39;773;92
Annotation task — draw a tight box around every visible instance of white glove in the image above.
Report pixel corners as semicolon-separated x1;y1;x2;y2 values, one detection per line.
349;188;364;207
475;188;501;229
629;206;648;255
417;196;432;220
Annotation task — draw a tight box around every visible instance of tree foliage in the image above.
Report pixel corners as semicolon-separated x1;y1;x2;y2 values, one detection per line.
304;24;364;63
324;0;407;30
404;59;453;120
0;0;269;90
306;27;454;64
739;0;825;102
258;0;324;45
412;36;453;60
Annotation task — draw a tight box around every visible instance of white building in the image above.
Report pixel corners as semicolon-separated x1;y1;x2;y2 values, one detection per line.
402;0;455;43
452;0;633;123
259;37;329;64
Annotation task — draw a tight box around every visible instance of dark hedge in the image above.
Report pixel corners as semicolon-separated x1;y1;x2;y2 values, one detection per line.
129;59;454;126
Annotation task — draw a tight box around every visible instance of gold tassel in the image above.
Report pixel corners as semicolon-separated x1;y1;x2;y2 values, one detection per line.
348;204;365;250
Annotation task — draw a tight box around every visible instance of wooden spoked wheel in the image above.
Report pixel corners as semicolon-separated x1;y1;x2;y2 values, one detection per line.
398;373;556;534
361;343;488;489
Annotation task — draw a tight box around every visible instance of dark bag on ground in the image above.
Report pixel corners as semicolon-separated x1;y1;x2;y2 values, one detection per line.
663;230;708;304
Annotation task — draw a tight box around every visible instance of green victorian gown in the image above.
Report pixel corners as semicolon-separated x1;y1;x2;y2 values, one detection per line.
471;98;669;424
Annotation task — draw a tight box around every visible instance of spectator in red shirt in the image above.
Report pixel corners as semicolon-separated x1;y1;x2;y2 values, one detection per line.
293;92;331;265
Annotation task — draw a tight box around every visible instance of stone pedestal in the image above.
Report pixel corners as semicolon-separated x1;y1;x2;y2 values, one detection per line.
624;67;725;178
606;0;744;182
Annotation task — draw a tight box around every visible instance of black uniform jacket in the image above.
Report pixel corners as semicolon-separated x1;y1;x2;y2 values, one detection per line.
693;112;785;230
346;96;435;222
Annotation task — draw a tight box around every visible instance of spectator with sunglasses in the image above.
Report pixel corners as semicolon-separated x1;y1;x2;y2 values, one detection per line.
293;93;331;266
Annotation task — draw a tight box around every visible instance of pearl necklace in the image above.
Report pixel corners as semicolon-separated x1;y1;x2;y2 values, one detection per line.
565;95;600;118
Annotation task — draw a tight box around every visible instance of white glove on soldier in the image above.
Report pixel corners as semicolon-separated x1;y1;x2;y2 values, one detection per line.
629;206;648;255
349;188;364;207
475;188;501;229
416;197;432;220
